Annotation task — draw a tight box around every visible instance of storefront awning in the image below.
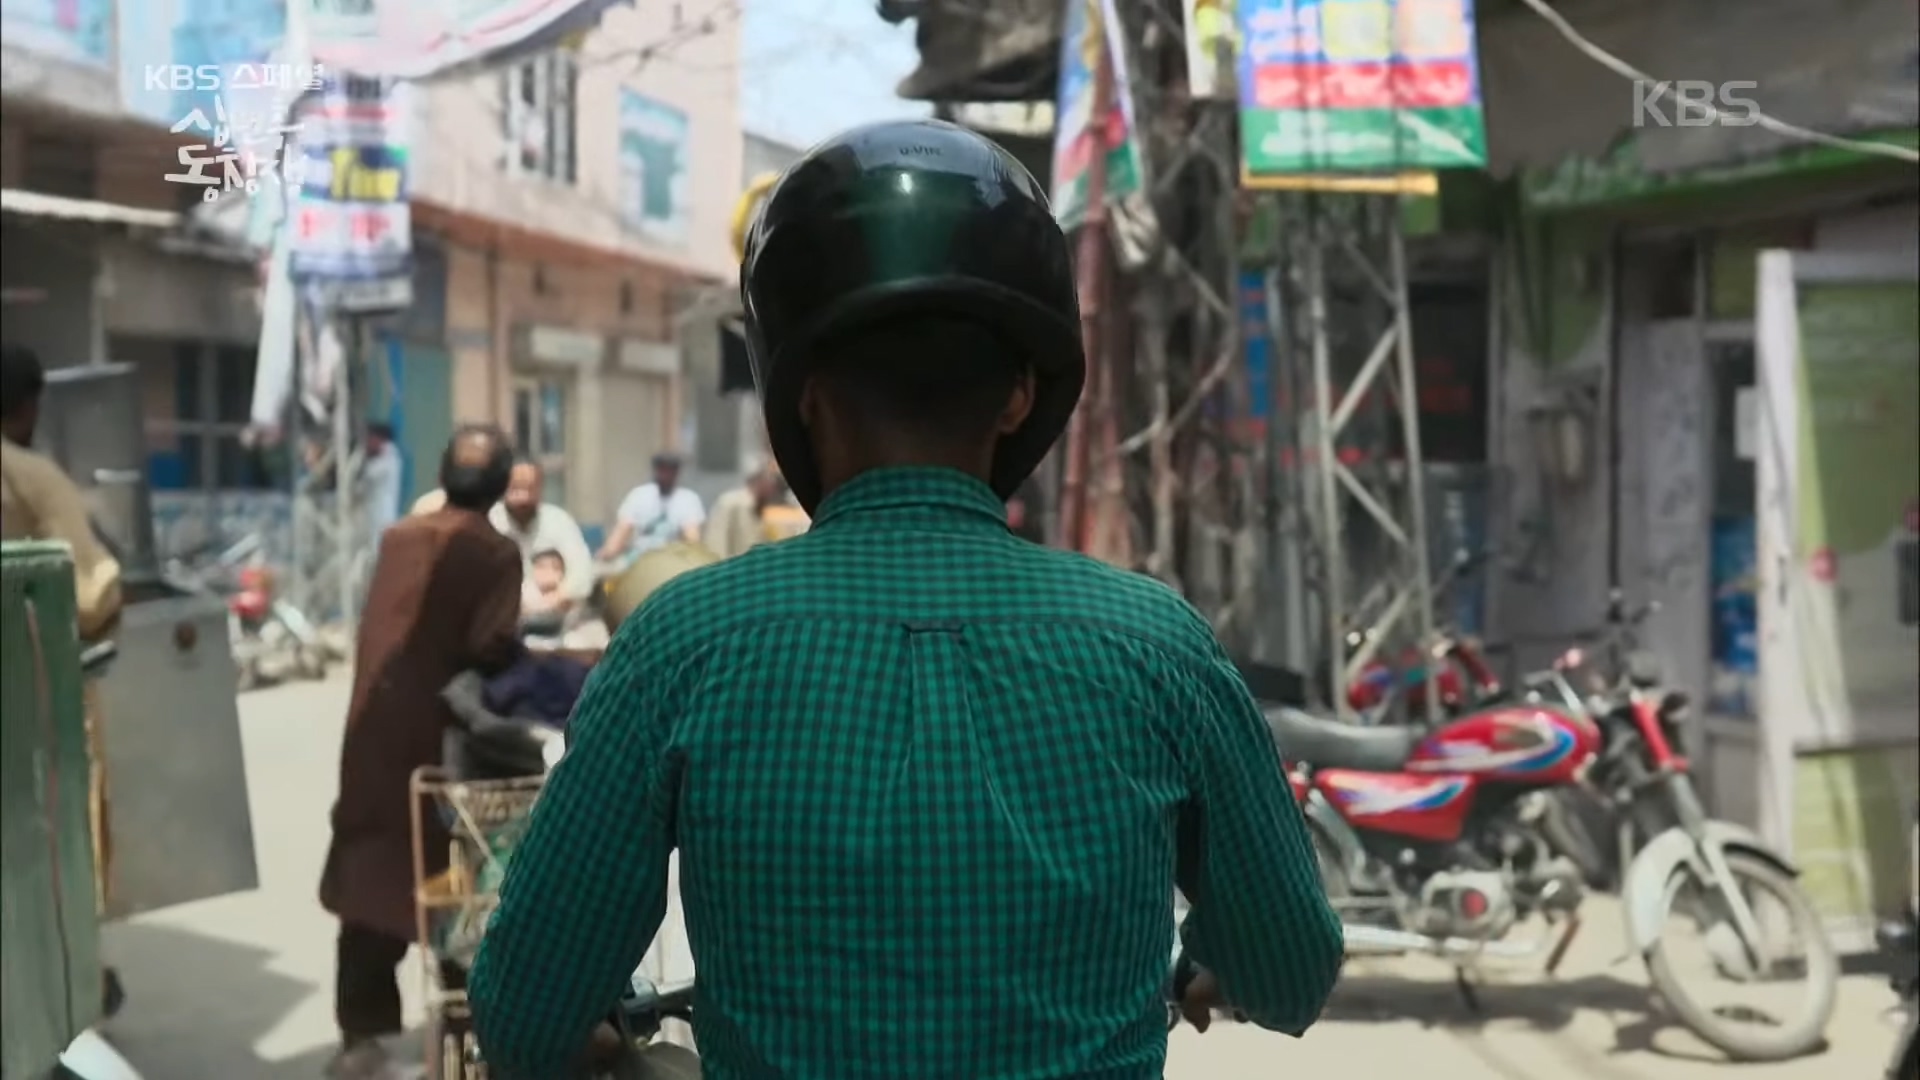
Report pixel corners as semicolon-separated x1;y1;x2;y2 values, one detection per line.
0;189;180;231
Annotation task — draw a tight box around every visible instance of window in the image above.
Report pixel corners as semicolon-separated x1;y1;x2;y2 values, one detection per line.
512;375;570;506
501;50;579;184
140;340;285;492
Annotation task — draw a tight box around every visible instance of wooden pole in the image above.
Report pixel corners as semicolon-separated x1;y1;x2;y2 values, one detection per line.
1057;32;1113;555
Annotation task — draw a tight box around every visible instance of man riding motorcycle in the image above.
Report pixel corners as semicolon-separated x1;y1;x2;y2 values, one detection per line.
467;119;1340;1080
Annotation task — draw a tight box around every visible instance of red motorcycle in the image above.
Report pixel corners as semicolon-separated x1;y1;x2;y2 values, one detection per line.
1271;646;1837;1061
1338;551;1502;725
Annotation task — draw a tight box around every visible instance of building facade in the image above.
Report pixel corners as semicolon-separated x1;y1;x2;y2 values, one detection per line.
3;0;747;560
395;0;744;529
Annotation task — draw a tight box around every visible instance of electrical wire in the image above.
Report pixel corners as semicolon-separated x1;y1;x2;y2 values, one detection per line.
1512;0;1919;165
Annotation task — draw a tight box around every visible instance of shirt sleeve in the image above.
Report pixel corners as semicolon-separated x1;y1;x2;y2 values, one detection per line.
1170;640;1343;1037
673;490;707;529
614;485;648;526
27;459;124;640
468;607;682;1080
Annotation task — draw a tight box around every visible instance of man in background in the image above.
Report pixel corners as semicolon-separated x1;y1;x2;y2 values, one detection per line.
2;344;127;1008
362;422;403;539
320;425;524;1080
704;462;788;559
596;452;705;563
490;458;594;614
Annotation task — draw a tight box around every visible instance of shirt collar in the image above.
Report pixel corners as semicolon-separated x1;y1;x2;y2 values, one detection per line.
809;467;1009;532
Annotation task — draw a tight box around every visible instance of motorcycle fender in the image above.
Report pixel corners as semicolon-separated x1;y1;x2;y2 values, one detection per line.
1622;820;1799;954
1303;788;1370;883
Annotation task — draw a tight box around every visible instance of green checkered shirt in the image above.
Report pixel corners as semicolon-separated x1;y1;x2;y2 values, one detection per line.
470;467;1342;1080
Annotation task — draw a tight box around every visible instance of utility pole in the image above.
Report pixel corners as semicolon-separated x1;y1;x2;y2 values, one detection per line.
1058;40;1112;555
286;307;366;631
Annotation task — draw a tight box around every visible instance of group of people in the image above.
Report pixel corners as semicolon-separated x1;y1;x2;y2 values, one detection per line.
320;435;809;1077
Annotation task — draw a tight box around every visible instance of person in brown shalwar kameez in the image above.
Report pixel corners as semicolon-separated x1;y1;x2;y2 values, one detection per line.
319;424;524;1080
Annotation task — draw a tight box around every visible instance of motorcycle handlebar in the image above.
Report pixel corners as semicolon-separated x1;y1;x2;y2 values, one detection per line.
627;976;696;1012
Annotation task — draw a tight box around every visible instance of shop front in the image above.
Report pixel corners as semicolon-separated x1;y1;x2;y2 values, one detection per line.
1497;142;1918;947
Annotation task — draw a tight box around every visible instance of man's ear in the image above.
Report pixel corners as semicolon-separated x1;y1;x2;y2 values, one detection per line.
997;370;1037;435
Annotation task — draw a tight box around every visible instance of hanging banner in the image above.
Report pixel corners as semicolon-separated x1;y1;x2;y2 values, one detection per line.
1236;0;1488;174
1184;0;1237;100
304;0;627;80
1050;0;1145;232
288;75;415;313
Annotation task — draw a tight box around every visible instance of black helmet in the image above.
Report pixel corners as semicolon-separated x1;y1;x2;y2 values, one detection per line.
739;119;1084;513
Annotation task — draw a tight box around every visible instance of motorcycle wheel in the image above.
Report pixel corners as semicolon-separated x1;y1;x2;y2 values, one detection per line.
601;1042;701;1080
295;644;329;681
1645;850;1838;1062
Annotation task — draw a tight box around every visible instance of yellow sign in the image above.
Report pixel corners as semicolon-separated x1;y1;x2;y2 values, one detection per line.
328;148;403;201
1237;168;1438;195
731;171;782;262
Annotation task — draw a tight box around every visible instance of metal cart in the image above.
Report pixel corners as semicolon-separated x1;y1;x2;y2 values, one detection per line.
410;767;545;1080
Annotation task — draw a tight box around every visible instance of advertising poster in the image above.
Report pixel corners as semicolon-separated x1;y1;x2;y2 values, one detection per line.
1235;0;1488;174
1049;0;1145;231
2;0;112;67
619;89;691;247
1183;0;1237;100
288;75;415;312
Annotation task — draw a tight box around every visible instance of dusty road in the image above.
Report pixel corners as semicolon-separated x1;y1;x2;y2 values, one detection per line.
98;678;1900;1079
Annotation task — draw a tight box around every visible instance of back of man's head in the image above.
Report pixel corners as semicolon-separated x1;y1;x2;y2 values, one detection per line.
1;344;46;425
440;424;514;510
812;314;1029;456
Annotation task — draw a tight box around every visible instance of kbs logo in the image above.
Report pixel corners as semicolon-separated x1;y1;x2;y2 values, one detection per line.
144;65;224;91
1634;80;1760;128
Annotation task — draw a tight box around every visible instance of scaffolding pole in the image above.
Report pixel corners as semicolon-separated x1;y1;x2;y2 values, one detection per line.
288;309;366;630
1285;194;1437;723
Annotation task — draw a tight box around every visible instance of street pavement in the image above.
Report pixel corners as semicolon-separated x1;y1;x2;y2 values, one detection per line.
98;677;1898;1079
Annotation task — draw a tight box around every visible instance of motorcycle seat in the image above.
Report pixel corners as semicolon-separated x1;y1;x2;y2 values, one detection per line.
1264;707;1421;773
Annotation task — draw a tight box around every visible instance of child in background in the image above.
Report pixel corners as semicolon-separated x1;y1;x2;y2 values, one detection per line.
520;549;609;651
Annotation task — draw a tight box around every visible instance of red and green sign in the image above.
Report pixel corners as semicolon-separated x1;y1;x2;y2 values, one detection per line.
1236;0;1488;174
